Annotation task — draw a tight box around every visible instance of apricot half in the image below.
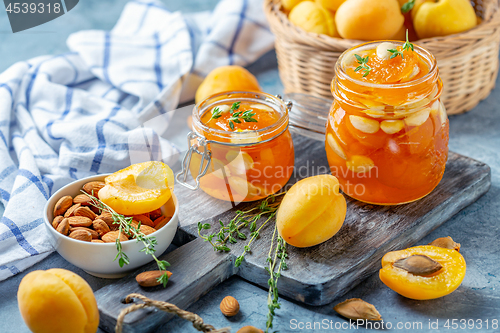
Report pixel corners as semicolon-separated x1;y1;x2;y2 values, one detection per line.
277;175;347;248
98;161;174;215
18;268;99;333
379;245;466;300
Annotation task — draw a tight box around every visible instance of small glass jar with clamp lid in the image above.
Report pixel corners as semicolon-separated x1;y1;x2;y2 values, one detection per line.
176;91;295;202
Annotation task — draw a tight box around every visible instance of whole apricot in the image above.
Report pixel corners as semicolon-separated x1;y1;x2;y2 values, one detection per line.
282;0;305;12
315;0;346;11
195;66;261;104
289;1;339;37
277;175;346;248
412;0;477;39
18;268;99;333
379;245;466;300
335;0;404;40
390;24;406;41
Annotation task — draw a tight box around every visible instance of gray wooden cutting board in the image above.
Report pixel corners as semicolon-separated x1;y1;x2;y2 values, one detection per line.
95;134;491;333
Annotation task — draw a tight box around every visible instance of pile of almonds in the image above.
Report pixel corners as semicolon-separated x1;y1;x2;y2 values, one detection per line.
52;181;171;243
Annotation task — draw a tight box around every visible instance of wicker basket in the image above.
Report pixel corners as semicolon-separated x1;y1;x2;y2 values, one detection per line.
264;0;500;115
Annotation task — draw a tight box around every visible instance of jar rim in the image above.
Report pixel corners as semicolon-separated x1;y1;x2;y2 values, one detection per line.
192;91;289;144
335;40;438;89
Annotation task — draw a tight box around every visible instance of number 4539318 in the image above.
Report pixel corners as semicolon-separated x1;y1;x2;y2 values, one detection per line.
6;2;61;14
444;319;498;330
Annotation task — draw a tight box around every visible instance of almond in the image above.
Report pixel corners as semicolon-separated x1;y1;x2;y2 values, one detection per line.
376;42;396;60
98;212;116;229
73;194;92;205
334;298;381;321
52;216;64;229
428;236;461;252
68;216;93;228
74;206;97;220
139;225;156;236
154;216;170;230
83;181;105;197
127;222;156;238
56;218;70;235
220;296;239;317
69;229;92;242
53;196;73;216
131;214;154;227
64;203;81;218
93;219;110;237
71;227;98;239
149;208;163;220
91;239;105;243
349;115;380;134
327;133;346;160
136;270;172;287
380;120;404;134
405;108;430;127
102;230;128;243
90;205;101;215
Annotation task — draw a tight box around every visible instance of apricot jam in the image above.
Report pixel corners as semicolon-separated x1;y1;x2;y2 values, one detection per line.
180;92;295;202
326;41;449;205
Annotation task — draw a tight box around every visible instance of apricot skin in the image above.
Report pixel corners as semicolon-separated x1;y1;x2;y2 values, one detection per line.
289;1;338;37
379;245;466;300
195;66;261;104
335;0;404;40
277;175;347;248
18;268;99;333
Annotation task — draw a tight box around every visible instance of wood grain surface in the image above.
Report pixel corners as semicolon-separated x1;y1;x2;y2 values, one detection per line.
95;135;491;333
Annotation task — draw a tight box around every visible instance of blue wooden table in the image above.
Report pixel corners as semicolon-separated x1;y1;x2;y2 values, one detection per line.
1;1;499;332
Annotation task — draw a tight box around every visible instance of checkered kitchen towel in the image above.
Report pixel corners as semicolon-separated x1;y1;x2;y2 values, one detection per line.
0;0;274;280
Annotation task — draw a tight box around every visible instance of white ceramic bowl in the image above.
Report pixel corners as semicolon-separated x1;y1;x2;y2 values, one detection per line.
43;174;178;278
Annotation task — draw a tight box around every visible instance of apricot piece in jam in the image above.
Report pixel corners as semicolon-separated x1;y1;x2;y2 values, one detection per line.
345;45;427;84
379;245;466;300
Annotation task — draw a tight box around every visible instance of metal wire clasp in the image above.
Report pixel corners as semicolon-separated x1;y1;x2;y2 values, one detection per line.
276;94;293;113
175;132;212;190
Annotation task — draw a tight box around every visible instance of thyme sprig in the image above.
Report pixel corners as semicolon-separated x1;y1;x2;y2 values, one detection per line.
388;30;414;60
228;109;258;130
207;101;258;130
401;0;415;13
209;106;223;122
265;225;288;333
234;212;276;267
209;102;241;123
354;54;372;77
197;194;284;260
402;30;414;52
230;101;241;113
84;191;171;287
198;193;288;331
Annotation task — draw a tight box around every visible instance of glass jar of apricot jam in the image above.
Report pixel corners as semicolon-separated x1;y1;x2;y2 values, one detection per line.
326;40;449;205
177;91;295;202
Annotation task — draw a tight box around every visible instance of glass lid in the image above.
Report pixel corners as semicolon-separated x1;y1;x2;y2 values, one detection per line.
285;93;332;141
